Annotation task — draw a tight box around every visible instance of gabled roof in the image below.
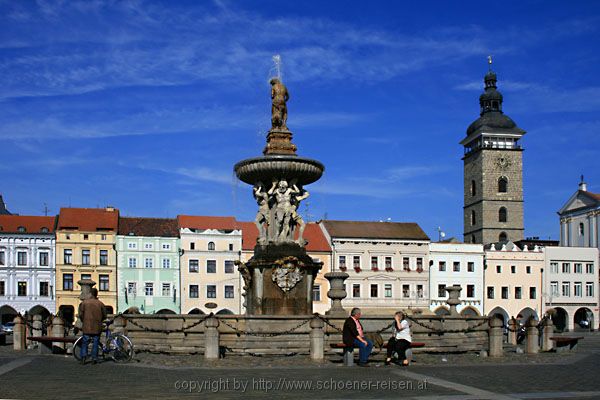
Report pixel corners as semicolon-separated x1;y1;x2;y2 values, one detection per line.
57;207;119;231
118;217;179;237
0;215;56;234
177;215;238;231
238;221;331;252
557;190;600;215
320;220;430;241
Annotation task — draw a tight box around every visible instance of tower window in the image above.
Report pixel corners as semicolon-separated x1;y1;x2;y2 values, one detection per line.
498;177;508;193
471;210;476;226
470;180;476;196
499;232;507;242
492;101;499;109
499;207;507;223
471;235;476;244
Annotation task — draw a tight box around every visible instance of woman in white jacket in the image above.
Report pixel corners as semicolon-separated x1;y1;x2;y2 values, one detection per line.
385;311;411;366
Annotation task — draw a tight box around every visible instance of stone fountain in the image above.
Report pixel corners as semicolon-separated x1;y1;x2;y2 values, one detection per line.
234;72;324;315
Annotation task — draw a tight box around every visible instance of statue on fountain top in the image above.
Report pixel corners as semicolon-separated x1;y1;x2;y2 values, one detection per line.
270;78;289;131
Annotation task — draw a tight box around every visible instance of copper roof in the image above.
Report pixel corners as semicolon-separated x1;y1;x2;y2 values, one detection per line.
0;215;56;233
320;220;430;241
238;221;331;252
118;217;179;237
57;207;119;231
177;215;238;231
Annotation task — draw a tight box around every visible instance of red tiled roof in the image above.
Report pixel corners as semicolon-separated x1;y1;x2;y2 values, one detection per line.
177;215;238;230
238;221;331;252
320;220;430;241
118;217;179;237
57;208;119;231
0;215;56;233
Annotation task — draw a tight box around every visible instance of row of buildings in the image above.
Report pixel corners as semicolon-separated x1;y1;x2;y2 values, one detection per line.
0;197;597;331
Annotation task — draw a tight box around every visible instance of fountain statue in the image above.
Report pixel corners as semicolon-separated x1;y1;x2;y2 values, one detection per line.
234;58;324;315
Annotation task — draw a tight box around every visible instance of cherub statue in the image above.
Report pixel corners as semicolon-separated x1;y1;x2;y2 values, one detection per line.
270;78;289;130
268;179;298;241
253;182;270;244
291;185;309;245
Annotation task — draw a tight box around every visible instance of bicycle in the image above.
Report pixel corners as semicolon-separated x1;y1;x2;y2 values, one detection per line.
73;318;134;363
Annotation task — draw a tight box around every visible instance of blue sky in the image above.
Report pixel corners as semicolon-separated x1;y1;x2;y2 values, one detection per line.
1;0;599;241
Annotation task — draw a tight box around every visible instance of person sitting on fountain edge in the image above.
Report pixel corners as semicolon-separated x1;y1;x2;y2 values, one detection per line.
343;307;373;367
385;311;411;366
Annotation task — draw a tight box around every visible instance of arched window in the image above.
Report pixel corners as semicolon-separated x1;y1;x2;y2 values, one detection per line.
208;241;215;251
498;177;508;193
17;226;26;232
499;207;507;223
499;232;507;242
471;210;476;226
492;101;499;109
470;180;476;196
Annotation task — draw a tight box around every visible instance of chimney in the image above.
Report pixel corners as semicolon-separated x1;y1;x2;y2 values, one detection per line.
579;175;587;192
105;206;115;212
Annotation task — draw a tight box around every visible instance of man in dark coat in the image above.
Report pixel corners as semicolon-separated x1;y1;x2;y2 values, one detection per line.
78;287;107;364
342;307;373;366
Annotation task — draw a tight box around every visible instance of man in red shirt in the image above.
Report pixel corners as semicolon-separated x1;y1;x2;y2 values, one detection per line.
342;307;373;366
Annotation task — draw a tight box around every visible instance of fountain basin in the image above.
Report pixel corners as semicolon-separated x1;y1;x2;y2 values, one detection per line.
234;155;324;186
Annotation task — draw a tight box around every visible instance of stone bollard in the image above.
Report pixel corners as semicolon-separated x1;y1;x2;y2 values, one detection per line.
32;315;43;337
488;316;503;357
508;318;518;345
204;315;220;360
526;318;539;354
542;317;554;352
310;317;325;361
13;315;26;351
51;316;65;352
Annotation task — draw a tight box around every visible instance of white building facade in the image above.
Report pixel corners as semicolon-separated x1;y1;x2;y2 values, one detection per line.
558;180;600;249
429;242;485;316
0;216;56;323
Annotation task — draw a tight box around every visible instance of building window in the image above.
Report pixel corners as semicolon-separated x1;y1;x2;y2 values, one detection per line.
162;243;171;250
403;257;410;271
417;285;424;298
511;265;516;274
228;243;234;251
0;281;4;296
208;242;215;251
439;261;446;272
99;250;108;266
579;223;584;236
471;234;476;243
499;207;507;223
145;283;154;296
189;260;199;273
370;284;378;298
550;262;558;274
453;261;460;272
385;257;392;270
225;260;235;274
498;177;508;193
83;234;89;240
190;242;195;250
416;258;423;272
526;266;531;274
371;256;378;270
128;242;137;249
18;281;27;296
162;258;171;269
39;282;49;297
63;274;73;291
562;282;570;297
101;234;107;241
39;252;49;266
81;274;91;281
471;180;476;196
17;226;26;232
586;282;594;297
501;286;509;299
574;282;582;297
339;256;346;270
471;210;476;226
499;232;507;242
496;265;502;273
127;282;137;295
189;285;199;298
144;243;153;250
550;281;559;296
353;256;360;269
207;260;217;273
128;258;137;268
467;262;474;272
207;285;216;298
162;283;171;297
515;286;522;299
466;285;475;298
64;249;73;265
82;249;90;265
17;251;27;266
99;275;109;291
384;284;392;298
225;285;235;299
402;284;410;298
529;287;536;299
352;284;360;298
438;284;446;297
562;263;570;273
145;258;154;268
586;263;594;274
0;251;4;266
574;263;582;273
487;286;494;299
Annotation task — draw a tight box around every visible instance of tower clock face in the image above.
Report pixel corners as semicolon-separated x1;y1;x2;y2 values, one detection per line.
495;157;511;170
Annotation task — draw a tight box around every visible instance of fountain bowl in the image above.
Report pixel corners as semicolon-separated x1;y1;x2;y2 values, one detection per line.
234;155;324;186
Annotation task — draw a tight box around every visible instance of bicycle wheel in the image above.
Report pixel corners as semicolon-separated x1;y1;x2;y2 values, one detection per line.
108;333;134;362
73;336;105;361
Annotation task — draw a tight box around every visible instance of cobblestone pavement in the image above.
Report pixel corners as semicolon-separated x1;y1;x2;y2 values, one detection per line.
0;333;599;399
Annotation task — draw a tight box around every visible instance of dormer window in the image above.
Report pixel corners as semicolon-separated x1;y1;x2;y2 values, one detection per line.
17;226;26;232
41;227;49;233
